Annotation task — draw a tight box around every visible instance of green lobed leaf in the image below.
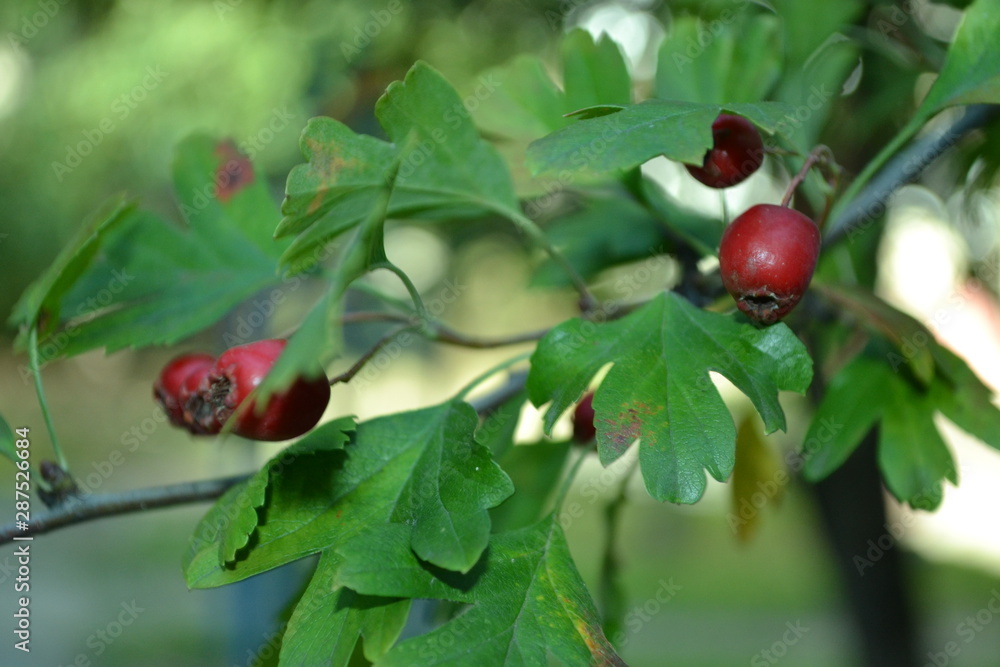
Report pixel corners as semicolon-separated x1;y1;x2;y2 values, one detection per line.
217;417;355;564
184;400;513;589
562;29;632;112
257;162;395;401
173;136;283;257
878;385;957;511
528;291;813;504
532;193;669;288
802;345;964;510
526;100;794;177
20;137;288;360
470;29;631;196
919;0;1000;111
930;345;1000;450
472;55;571;141
277;61;520;274
471;28;629;143
489;441;573;534
356;593;412;663
656;14;782;105
250;285;343;412
8;197;135;346
274;117;397;273
802;354;888;481
816;283;935;384
278;551;410;667
563;104;628;120
768;0;864;71
334;523;479;602
361;401;515;572
377;513;626;666
377;61;519;216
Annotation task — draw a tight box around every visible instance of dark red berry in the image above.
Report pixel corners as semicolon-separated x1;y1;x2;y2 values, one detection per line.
686;113;764;189
207;339;330;441
573;392;596;443
718;204;821;324
154;353;216;429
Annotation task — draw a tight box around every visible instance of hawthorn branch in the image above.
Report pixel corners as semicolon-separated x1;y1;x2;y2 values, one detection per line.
328;326;417;385
0;474;249;545
0;369;530;546
469;368;528;414
431;323;548;349
826;104;1000;244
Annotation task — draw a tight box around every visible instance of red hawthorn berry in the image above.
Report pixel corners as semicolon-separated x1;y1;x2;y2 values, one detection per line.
573;392;597;443
686;113;765;189
207;339;330;441
154;353;216;429
718;204;821;324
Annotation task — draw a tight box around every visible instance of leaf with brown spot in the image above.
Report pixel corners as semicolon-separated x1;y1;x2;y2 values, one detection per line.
212;139;255;203
528;292;812;504
12;136;289;359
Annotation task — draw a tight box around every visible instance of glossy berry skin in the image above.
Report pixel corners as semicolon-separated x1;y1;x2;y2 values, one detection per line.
208;339;330;441
718;204;820;324
686;114;764;188
572;392;597;443
153;353;216;430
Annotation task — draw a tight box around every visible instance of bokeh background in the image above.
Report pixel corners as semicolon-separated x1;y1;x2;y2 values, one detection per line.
2;0;1000;665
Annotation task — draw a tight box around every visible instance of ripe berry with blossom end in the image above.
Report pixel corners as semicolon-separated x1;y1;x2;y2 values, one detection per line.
718;204;821;324
208;339;330;441
179;363;224;435
154;353;216;430
686;113;765;188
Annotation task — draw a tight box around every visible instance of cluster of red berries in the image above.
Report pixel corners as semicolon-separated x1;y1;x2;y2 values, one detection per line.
687;113;821;325
154;339;330;441
570;114;825;442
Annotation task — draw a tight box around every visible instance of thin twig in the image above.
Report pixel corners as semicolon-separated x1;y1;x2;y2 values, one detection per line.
29;326;66;475
329;321;543;389
340;311;411;326
341;311;548;349
0;474;250;545
432;324;548;349
328;326;417;386
780;145;836;209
